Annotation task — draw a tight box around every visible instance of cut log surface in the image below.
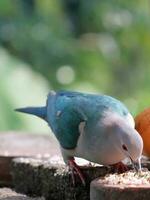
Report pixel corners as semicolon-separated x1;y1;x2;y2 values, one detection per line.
91;182;150;200
11;157;111;200
90;170;150;200
0;188;44;200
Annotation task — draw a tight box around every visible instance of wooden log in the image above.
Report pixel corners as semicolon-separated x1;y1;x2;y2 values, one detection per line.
90;170;150;200
91;181;150;200
11;157;111;200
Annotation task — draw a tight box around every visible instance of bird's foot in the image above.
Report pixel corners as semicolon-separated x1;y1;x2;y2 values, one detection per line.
111;162;128;173
68;158;86;186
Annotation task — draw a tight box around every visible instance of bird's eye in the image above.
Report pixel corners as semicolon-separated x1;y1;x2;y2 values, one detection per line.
122;144;128;151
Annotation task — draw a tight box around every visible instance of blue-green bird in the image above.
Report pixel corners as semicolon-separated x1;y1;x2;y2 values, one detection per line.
16;91;143;185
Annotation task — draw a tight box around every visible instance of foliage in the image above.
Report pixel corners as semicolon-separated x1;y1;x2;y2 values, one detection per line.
0;0;150;131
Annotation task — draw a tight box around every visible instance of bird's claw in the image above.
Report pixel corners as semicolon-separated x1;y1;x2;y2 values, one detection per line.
111;162;128;173
68;159;86;186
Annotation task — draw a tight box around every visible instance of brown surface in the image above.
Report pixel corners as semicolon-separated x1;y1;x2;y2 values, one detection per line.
0;132;61;186
90;177;150;200
0;132;60;157
0;188;45;199
0;156;13;185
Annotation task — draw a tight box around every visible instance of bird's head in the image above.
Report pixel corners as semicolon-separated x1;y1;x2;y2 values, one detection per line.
119;126;143;171
101;113;143;170
110;120;143;171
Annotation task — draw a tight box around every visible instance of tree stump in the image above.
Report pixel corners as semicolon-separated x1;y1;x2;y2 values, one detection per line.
90;170;150;200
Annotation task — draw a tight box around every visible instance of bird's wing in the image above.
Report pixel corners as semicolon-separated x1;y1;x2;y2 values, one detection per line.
46;90;129;149
46;91;88;149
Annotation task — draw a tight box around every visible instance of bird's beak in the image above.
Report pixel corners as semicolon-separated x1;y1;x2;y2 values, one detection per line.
129;157;141;172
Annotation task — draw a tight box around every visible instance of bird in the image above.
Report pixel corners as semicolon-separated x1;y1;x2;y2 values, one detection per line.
15;90;143;185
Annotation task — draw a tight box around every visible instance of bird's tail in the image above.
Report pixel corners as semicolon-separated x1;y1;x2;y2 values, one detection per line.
15;106;47;121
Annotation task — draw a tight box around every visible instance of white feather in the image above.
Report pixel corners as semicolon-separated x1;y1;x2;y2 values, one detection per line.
125;113;135;128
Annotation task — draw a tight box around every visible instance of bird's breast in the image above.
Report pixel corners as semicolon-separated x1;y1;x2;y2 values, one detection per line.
74;120;126;165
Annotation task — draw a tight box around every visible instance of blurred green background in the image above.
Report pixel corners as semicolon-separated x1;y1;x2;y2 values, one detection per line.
0;0;150;134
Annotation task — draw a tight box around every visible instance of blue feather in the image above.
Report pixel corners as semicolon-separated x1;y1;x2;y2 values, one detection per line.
15;106;47;120
16;91;129;149
46;91;129;149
